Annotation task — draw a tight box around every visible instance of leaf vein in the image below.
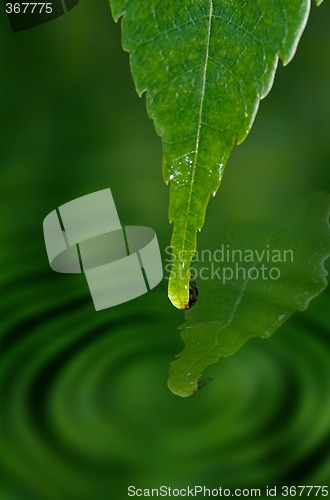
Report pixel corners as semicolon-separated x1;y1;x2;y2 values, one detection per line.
212;13;264;49
150;63;205;102
130;15;209;56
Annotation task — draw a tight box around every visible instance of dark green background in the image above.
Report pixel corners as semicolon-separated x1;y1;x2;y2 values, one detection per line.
0;1;329;498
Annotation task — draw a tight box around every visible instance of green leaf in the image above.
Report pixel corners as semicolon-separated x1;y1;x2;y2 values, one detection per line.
109;0;324;309
167;192;330;397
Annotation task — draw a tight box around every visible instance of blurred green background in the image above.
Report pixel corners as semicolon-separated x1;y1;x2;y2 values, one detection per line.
0;1;329;498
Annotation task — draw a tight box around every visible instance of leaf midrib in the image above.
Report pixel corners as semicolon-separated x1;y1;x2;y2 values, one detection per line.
180;0;214;249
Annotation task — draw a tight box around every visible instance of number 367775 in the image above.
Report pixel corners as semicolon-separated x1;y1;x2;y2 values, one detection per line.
5;3;53;14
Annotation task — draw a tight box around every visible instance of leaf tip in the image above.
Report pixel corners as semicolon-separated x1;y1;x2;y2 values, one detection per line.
168;291;189;310
167;372;213;398
167;376;198;398
167;382;193;398
168;278;199;310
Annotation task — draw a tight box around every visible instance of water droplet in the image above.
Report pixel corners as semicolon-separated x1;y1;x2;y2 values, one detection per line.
218;163;224;175
188;279;198;308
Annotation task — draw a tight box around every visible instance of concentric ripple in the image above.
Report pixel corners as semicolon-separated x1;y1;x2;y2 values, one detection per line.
0;255;329;499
